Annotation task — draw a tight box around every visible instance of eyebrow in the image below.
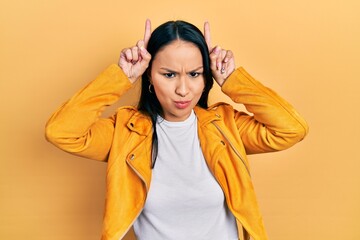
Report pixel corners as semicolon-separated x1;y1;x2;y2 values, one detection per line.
159;66;203;73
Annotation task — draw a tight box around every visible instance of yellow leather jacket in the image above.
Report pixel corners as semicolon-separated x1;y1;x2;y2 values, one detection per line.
45;64;308;240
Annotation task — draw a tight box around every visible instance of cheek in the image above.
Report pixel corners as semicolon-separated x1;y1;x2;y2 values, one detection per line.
154;87;168;102
194;78;205;94
152;79;171;101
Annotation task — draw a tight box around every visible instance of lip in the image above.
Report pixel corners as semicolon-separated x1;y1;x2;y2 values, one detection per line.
174;100;191;109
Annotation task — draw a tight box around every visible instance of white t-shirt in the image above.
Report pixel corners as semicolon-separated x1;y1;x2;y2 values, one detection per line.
133;110;238;240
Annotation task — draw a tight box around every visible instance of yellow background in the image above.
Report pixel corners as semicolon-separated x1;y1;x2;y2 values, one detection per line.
1;0;359;239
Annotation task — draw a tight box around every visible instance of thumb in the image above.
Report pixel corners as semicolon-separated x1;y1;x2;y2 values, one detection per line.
140;46;151;63
209;46;220;71
136;40;151;72
137;40;151;64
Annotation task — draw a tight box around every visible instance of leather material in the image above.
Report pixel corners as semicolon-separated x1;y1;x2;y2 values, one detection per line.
46;64;308;240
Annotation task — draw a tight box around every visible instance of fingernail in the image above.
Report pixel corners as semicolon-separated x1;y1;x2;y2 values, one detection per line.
224;58;228;63
214;46;220;54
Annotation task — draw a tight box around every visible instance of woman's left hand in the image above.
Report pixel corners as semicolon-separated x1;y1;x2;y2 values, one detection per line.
204;22;235;87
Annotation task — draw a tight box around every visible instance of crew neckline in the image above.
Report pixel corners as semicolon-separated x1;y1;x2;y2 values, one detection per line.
157;110;196;127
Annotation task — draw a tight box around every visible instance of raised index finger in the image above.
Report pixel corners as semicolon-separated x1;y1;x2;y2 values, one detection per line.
204;21;212;52
143;19;152;48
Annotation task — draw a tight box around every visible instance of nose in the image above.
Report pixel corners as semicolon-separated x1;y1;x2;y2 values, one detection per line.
175;77;189;97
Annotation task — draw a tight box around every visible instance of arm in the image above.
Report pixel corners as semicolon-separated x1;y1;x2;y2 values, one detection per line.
45;20;152;161
204;22;308;154
45;65;132;161
222;67;309;154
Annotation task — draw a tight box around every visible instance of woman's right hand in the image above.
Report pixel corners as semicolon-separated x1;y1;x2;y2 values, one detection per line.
119;19;152;83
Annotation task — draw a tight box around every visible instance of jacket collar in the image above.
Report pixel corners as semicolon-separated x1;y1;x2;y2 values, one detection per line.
194;105;222;126
126;111;152;136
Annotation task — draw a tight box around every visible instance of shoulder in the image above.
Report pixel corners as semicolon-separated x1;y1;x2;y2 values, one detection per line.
114;106;152;133
195;102;237;126
116;105;138;113
206;102;247;127
115;106;150;120
207;102;235;118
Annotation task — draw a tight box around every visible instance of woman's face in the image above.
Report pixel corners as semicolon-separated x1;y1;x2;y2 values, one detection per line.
150;40;205;122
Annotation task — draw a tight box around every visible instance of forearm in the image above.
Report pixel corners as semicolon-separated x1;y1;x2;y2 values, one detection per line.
222;67;309;153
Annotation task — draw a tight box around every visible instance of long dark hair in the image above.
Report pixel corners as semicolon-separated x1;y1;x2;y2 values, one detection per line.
138;20;214;168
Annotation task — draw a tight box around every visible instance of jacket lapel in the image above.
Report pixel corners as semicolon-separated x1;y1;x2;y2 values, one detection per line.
194;106;225;172
125;112;153;189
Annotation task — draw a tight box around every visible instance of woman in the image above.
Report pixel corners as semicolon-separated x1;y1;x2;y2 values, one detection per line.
45;19;308;240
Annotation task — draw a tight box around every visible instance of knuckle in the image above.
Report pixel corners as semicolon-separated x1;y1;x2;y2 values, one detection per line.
137;40;144;46
122;48;129;54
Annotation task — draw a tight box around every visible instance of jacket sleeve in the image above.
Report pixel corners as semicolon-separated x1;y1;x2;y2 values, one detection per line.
45;64;133;161
221;67;309;154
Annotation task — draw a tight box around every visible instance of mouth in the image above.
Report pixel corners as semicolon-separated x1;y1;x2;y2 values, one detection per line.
174;100;191;109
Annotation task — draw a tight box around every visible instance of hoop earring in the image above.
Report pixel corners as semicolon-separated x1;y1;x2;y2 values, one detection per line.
148;83;153;93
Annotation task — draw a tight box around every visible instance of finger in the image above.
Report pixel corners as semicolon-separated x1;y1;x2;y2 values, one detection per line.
137;40;151;63
220;49;227;73
137;40;144;48
209;45;219;72
124;48;133;62
143;19;152;48
224;50;233;63
140;46;151;65
204;21;212;52
119;51;126;65
131;46;139;64
216;47;224;71
136;40;144;62
222;50;234;74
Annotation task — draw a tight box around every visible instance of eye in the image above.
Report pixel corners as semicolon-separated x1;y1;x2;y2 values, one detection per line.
163;73;176;78
189;72;202;78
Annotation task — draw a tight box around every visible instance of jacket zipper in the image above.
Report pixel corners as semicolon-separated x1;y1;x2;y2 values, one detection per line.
122;125;251;239
211;122;252;240
212;122;251;177
119;161;149;240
